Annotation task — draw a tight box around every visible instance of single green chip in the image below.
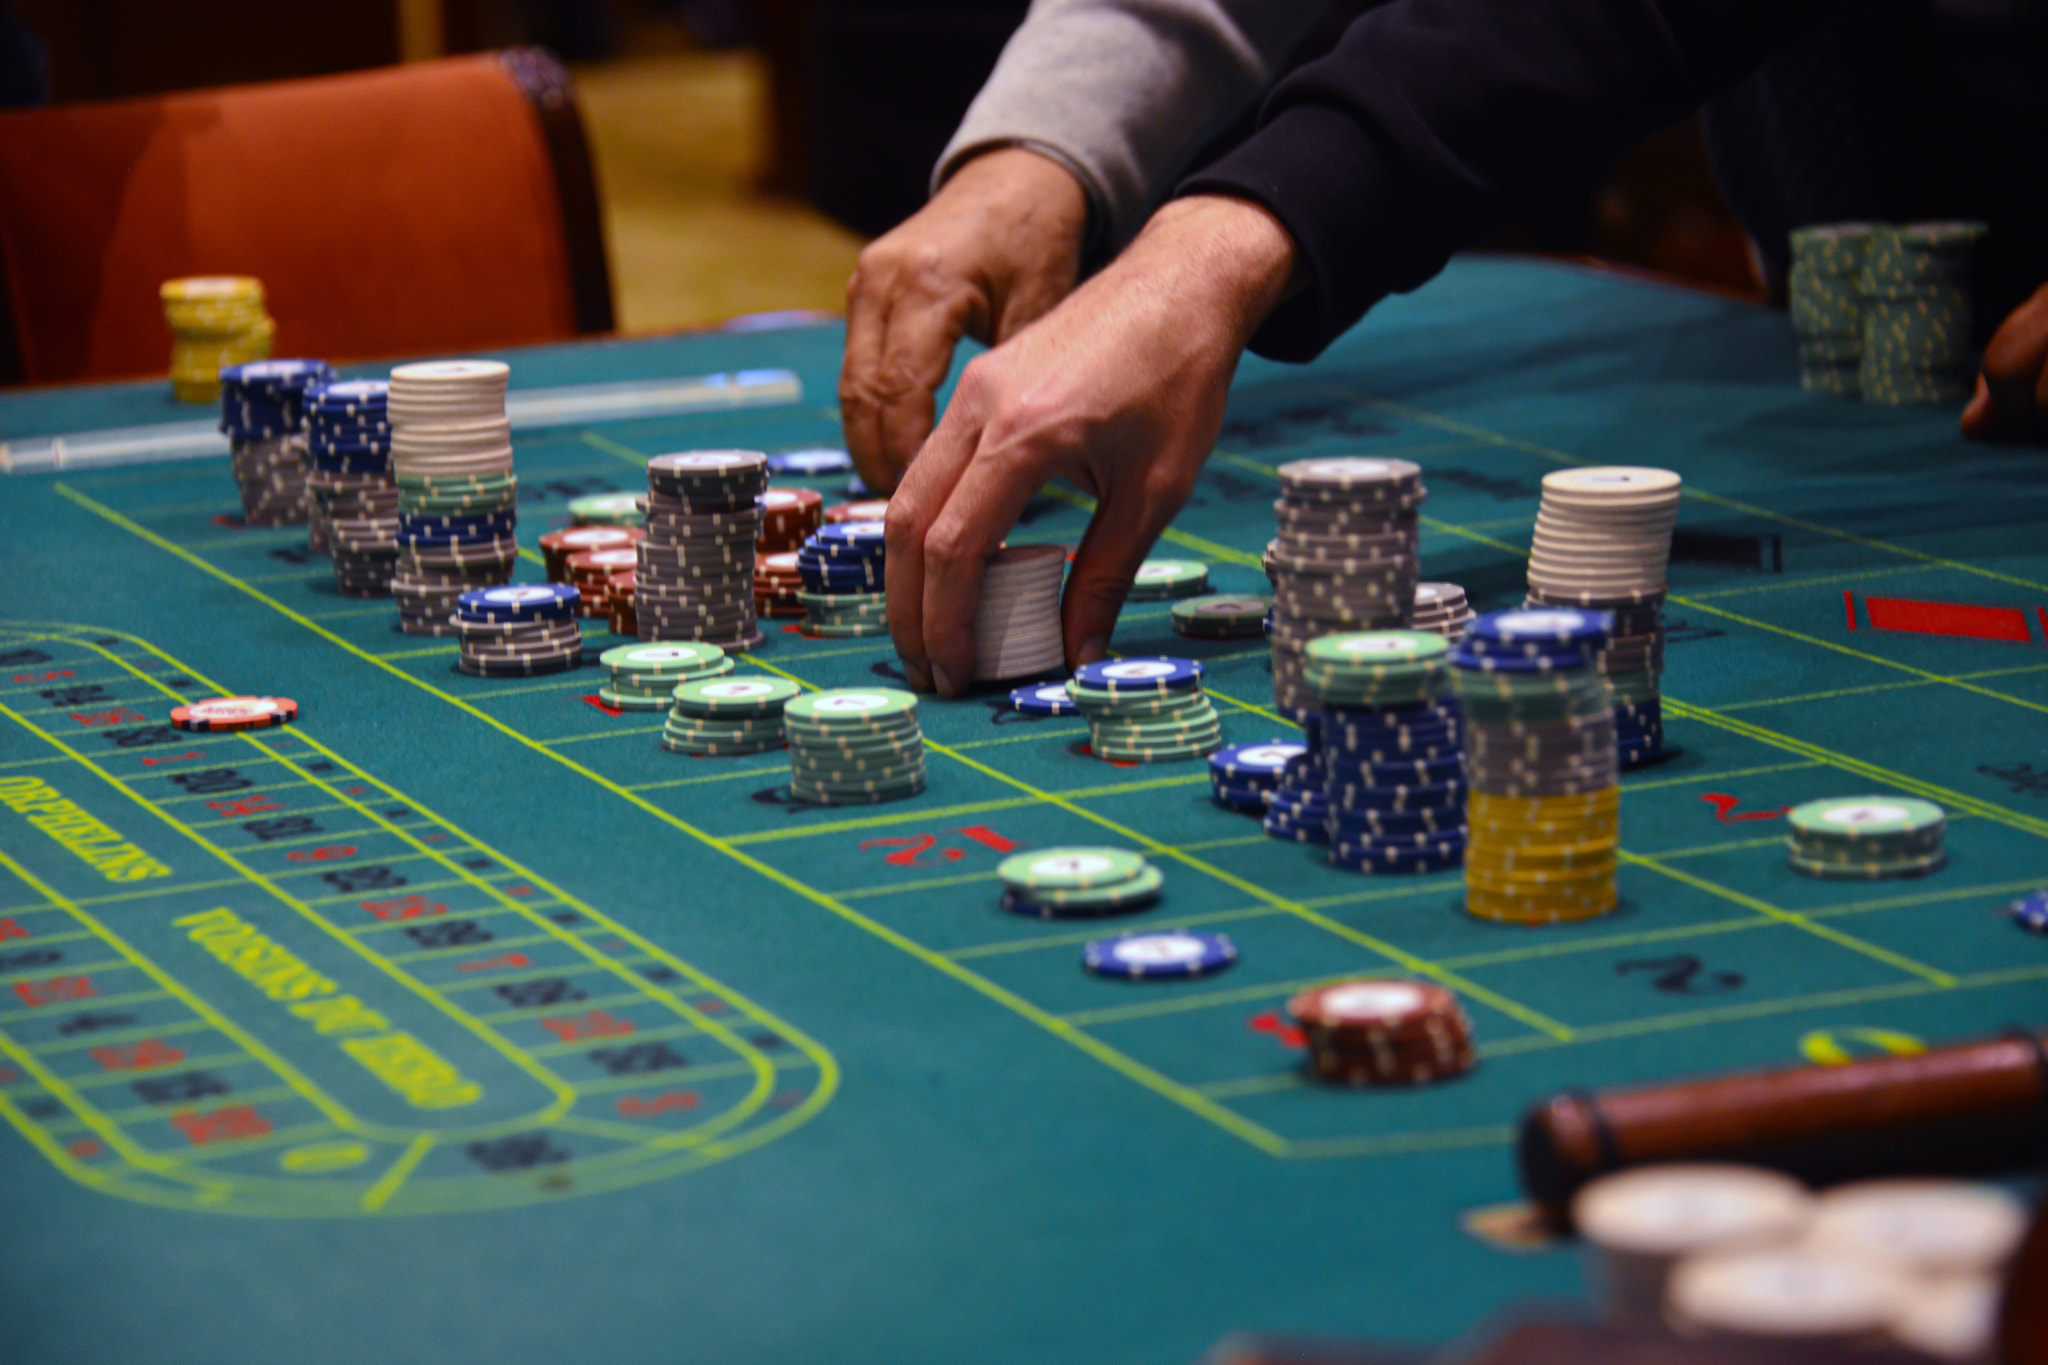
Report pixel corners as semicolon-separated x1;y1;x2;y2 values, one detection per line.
1786;796;1945;841
1023;863;1167;910
670;677;798;715
1129;559;1211;598
595;688;673;713
784;688;919;726
602;640;727;674
997;847;1149;893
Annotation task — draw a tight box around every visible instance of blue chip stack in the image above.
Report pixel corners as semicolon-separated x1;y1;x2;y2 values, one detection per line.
1263;714;1331;843
219;359;333;527
1304;631;1467;873
797;519;888;637
453;585;585;678
1209;741;1307;814
304;380;401;596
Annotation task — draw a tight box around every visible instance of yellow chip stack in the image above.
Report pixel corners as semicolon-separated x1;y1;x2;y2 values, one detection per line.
1463;788;1621;922
160;276;274;403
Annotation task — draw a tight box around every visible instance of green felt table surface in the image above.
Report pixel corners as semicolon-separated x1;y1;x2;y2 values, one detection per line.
2;256;2046;1365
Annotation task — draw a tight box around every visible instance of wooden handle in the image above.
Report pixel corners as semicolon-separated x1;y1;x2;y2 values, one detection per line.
1518;1030;2048;1226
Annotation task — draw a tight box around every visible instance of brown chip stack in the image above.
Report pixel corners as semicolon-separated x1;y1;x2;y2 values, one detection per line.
1287;978;1476;1085
759;487;825;552
755;549;807;617
566;547;639;622
540;524;643;581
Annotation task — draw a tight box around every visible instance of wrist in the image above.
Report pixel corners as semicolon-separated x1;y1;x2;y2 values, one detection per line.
941;145;1090;237
1130;194;1304;345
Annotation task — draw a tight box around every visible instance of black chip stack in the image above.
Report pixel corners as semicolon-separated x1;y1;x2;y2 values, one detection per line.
220;359;333;527
637;450;768;652
1860;222;1987;406
305;380;400;597
1789;224;1873;397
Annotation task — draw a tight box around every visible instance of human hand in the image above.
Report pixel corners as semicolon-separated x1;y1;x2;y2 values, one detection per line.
1961;281;2048;441
839;147;1089;494
884;194;1302;696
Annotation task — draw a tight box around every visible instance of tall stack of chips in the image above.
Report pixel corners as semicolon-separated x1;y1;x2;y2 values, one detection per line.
1860;222;1987;406
1286;979;1476;1086
1263;715;1330;844
784;688;927;805
1128;559;1210;601
1264;457;1425;714
1524;467;1680;768
1208;740;1307;814
664;676;797;756
452;585;583;678
598;641;731;712
637;450;768;651
219;359;332;526
1451;608;1622;924
305;380;400;595
1305;632;1467;874
1784;796;1947;880
797;520;887;637
388;360;519;636
1789;225;1874;396
1067;658;1223;763
1410;583;1474;639
972;544;1066;680
162;276;274;403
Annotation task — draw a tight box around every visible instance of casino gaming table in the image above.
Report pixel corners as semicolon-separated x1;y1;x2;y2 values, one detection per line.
2;256;2045;1365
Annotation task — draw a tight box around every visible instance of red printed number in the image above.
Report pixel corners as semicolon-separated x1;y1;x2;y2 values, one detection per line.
12;975;95;1008
860;824;1020;866
1700;793;1789;823
362;894;445;922
206;795;284;818
170;1105;271;1146
540;1010;636;1044
286;845;357;863
90;1040;185;1072
0;918;27;942
70;709;147;728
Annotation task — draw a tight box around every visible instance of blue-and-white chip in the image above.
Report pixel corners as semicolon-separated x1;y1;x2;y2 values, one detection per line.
1011;682;1077;716
766;448;853;475
1083;930;1237;980
456;584;581;621
1209;742;1306;781
1072;657;1203;693
2010;892;2048;934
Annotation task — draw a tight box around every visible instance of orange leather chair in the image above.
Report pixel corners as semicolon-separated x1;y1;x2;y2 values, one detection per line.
0;49;613;386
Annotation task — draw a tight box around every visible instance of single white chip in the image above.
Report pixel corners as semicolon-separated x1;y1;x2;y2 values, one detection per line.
1667;1246;1910;1342
1319;981;1429;1021
1888;1274;2002;1362
1574;1164;1813;1258
1806;1180;2028;1276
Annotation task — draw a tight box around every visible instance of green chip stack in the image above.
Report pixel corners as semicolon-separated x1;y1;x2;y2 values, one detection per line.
784;688;927;804
1789;223;1877;397
599;640;732;712
995;846;1164;918
664;676;798;756
1067;658;1223;762
1171;593;1272;640
1785;796;1947;880
1860;222;1987;406
1128;559;1211;601
801;590;889;637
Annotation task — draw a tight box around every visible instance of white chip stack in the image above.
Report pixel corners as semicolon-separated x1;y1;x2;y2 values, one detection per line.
973;544;1067;681
388;360;519;636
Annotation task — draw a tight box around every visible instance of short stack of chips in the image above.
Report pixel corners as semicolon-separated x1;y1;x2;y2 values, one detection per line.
1067;658;1222;763
305;380;400;594
797;520;888;637
169;696;298;732
1286;978;1476;1086
565;547;640;626
568;492;644;528
1784;796;1946;879
1009;681;1079;717
1263;715;1330;844
1452;608;1622;924
1525;467;1680;768
1265;457;1424;713
220;359;332;526
1306;632;1467;874
1789;224;1874;396
996;847;1163;919
162;276;274;403
664;676;798;756
540;525;643;581
1860;222;1987;406
824;497;889;524
784;688;927;805
1082;930;1236;980
389;360;519;636
972;544;1067;681
1208;741;1307;814
758;488;825;551
452;585;583;678
1171;594;1272;640
1128;559;1210;601
637;450;768;651
754;550;806;617
1410;583;1474;639
598;641;732;712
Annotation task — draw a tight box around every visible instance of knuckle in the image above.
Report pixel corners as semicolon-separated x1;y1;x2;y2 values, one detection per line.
923;519;979;574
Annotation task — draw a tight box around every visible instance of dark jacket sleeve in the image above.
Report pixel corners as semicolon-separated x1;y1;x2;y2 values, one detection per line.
1177;0;1843;360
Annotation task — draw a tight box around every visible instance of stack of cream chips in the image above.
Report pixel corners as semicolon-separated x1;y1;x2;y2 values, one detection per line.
1265;457;1424;714
388;360;519;636
1410;583;1475;639
1783;796;1947;879
597;641;732;713
1067;658;1222;763
638;450;767;652
972;544;1067;680
784;687;927;804
665;676;798;756
1524;467;1680;768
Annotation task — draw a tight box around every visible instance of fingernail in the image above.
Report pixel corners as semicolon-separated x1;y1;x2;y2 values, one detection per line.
931;663;960;698
903;660;932;692
1076;636;1110;666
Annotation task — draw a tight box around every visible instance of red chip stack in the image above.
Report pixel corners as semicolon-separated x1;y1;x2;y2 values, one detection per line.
566;546;639;623
540;525;644;581
754;549;806;617
1286;979;1476;1085
825;498;889;524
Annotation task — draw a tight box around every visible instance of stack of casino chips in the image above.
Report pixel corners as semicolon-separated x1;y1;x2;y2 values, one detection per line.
565;546;639;627
1264;457;1424;713
797;520;888;637
637;450;768;651
783;687;927;805
1128;558;1210;601
1783;795;1946;880
1286;978;1476;1086
304;381;401;593
754;551;806;618
972;544;1067;681
1208;740;1307;814
388;360;519;636
162;276;274;404
452;585;584;678
568;492;645;528
1009;681;1079;717
1789;224;1874;397
1410;583;1474;639
540;524;643;580
1171;593;1272;640
995;847;1163;919
824;497;889;524
1262;714;1330;844
1525;467;1681;768
664;676;798;756
598;640;731;712
758;488;824;551
1860;222;1987;406
1306;632;1468;874
220;359;332;526
1451;608;1622;924
1067;658;1223;763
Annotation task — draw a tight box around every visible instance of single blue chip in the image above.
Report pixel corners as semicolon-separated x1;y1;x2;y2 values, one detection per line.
221;358;335;390
767;448;853;475
456;584;581;621
814;520;888;548
1468;607;1613;649
1449;646;1589;674
1072;657;1204;693
1011;682;1078;716
2009;893;2048;933
1082;930;1237;980
1209;742;1306;780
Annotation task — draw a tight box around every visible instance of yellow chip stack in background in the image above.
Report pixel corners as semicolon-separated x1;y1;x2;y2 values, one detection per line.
160;276;274;403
